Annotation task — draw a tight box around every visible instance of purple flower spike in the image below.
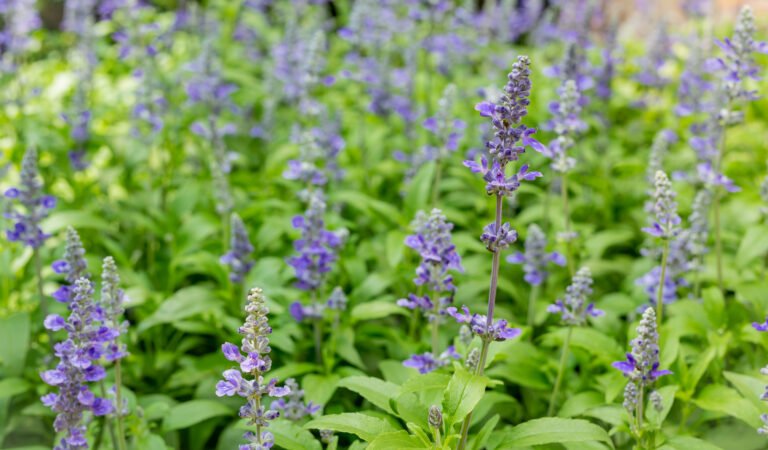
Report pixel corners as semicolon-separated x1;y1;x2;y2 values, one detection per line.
753;317;768;332
507;224;565;286
613;308;671;386
216;288;289;448
273;378;323;421
221;214;255;284
4;148;54;249
548;267;602;326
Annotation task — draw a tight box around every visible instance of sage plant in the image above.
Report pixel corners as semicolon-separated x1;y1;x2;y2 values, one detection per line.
454;55;541;449
52;227;88;303
272;378;321;421
614;308;672;448
221;213;255;285
41;278;116;449
397;209;463;371
642;171;681;325
538;79;585;274
4;148;56;319
547;267;602;415
217;287;290;449
708;5;766;290
506;224;566;327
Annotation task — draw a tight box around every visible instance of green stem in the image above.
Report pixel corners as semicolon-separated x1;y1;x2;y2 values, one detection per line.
313;318;323;366
33;248;51;340
431;159;443;207
115;359;127;450
431;292;440;356
713;189;724;292
656;240;670;327
561;174;575;276
433;427;442;449
526;284;540;334
548;326;573;416
456;340;490;450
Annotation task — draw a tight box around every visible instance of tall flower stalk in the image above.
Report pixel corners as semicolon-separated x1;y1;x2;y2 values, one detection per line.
4;148;56;325
216;287;290;449
708;6;766;291
546;267;602;415
613;308;672;449
455;55;542;450
538;79;585;275
398;209;463;373
642;171;681;326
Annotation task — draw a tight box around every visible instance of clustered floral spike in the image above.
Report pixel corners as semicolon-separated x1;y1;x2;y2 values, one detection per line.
507;224;566;286
403;346;460;374
52;227;89;303
687;189;713;264
548;267;603;325
272;378;321;421
446;306;521;342
646;130;678;190
713;5;768;110
544;43;594;97
41;278;116;449
284;129;344;189
0;0;41;75
636;235;691;309
467;55;544;195
221;214;255;284
286;193;346;295
217;287;290;449
595;24;619;102
540;79;585;173
100;257;129;363
676;34;712;117
4;148;56;248
697;162;740;193
326;286;347;311
405;209;463;293
642;171;681;240
635;23;672;89
613;307;672;385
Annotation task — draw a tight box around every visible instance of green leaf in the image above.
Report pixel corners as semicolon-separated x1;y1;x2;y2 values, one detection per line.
338;376;401;414
305;413;400;442
702;287;725;328
302;374;340;406
335;327;365;369
442;365;488;427
41;211;111;233
736;224;768;268
723;371;766;410
0;312;30;376
404;162;436;217
271;419;322;450
557;391;603;418
470;414;500;450
367;431;428;449
494;418;613;448
163;399;232;431
351;300;407;322
386;230;407;268
659;436;724;450
694;384;763;428
138;286;218;332
0;377;30;399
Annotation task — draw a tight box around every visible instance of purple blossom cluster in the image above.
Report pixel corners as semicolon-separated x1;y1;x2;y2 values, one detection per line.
217;287;290;449
403;346;460;374
541;80;585;173
642;171;681;240
286;194;345;293
0;0;41;73
221;214;255;284
634;24;672;89
507;224;565;286
446;306;521;342
544;44;594;99
52;227;89;303
403;209;463;294
272;378;321;421
467;56;543;199
548;267;603;325
4;148;56;248
40;278;116;449
284;124;345;188
614;307;671;386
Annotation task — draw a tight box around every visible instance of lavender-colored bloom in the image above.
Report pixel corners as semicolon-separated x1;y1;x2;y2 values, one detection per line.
634;23;672;89
548;267;602;325
405;209;463;293
216;288;289;449
41;278;115;449
595;24;619;101
623;381;639;414
286;193;345;292
403;346;460;374
288;301;324;323
613;307;672;385
683;0;710;18
687;188;713;263
507;224;565;286
642;171;681;239
646;130;678;188
544;43;594;96
676;35;713;117
480;221;518;252
100;257;128;363
753;317;768;332
635;234;690;308
446;306;521;342
697;162;740;193
284;124;345;188
541;80;585;173
4;148;55;248
272;378;321;421
52;227;88;303
711;6;767;108
326;286;347;311
0;0;41;68
221;214;255;283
